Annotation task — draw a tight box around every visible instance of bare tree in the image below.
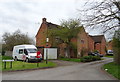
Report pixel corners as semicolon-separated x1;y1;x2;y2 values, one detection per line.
79;0;120;64
2;30;34;51
79;0;120;33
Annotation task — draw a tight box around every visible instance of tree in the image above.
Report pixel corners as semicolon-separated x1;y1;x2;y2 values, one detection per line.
113;29;120;64
79;0;120;33
79;0;120;64
49;19;82;58
2;30;34;51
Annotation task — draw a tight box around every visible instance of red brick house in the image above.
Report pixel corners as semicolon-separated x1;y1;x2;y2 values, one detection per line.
88;35;106;55
36;18;59;55
77;31;106;57
36;18;106;58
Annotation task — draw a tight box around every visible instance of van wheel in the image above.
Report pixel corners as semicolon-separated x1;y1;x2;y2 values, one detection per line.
14;56;18;61
26;58;29;63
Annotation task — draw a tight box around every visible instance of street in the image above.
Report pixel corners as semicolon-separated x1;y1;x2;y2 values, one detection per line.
2;57;117;80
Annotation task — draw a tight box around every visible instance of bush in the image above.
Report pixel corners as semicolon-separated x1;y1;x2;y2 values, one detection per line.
2;56;13;60
80;56;101;62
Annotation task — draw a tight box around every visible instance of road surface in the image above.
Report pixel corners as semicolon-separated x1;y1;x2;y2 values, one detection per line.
2;57;117;80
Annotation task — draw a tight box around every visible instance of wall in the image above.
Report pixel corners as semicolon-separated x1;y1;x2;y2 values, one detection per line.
88;36;95;52
77;28;89;58
100;37;106;55
36;23;47;47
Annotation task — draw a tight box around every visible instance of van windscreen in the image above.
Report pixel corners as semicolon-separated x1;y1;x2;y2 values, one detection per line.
27;49;37;53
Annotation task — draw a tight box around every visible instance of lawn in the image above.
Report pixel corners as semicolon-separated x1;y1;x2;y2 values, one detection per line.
2;61;57;71
103;62;120;80
59;57;81;62
1;56;57;71
104;55;113;58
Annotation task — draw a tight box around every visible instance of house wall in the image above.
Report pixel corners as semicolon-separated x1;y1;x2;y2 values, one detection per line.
77;28;89;58
100;37;106;55
58;43;67;57
95;43;101;53
88;35;94;52
36;18;52;48
36;23;47;47
70;38;77;58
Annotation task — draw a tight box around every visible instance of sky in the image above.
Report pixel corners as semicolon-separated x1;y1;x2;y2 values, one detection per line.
0;0;105;42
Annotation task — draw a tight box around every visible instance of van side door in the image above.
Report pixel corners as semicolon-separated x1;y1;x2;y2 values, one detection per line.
18;49;24;60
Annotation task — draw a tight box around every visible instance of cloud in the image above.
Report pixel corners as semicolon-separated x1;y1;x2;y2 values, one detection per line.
0;0;103;42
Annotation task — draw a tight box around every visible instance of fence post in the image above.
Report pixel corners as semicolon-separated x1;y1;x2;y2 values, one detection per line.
4;61;6;69
10;61;12;69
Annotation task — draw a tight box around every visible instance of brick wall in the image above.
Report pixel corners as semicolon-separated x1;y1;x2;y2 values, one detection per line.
100;37;106;55
77;28;89;58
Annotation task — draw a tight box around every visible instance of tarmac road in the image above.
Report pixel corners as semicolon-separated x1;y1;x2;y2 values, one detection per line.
2;57;117;80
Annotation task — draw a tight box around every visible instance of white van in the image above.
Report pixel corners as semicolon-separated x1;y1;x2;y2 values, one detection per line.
12;45;42;62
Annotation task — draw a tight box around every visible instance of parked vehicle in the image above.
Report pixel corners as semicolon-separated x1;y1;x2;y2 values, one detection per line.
88;52;103;57
107;50;113;56
12;45;42;62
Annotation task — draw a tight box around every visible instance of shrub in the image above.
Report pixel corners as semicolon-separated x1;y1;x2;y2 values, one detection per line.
80;56;101;62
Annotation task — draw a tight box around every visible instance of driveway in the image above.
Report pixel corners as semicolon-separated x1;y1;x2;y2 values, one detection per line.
2;57;117;80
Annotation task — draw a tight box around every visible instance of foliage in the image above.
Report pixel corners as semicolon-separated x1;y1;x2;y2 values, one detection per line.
80;48;88;57
93;50;99;53
59;57;81;62
2;29;34;51
2;56;12;60
105;55;113;58
113;29;120;65
80;56;101;62
103;62;120;79
48;19;82;57
69;42;77;56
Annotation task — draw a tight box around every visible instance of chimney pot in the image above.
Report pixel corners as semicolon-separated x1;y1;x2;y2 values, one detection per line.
42;18;46;23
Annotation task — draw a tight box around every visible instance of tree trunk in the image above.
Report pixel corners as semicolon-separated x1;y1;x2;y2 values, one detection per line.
64;45;70;58
113;47;120;65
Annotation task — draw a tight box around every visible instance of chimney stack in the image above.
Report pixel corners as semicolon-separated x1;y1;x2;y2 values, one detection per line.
42;18;46;23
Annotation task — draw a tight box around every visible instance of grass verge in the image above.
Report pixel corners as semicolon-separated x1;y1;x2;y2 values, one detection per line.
104;55;113;58
59;58;81;62
2;61;57;71
103;62;120;80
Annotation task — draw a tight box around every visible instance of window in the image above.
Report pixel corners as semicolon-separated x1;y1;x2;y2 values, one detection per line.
24;49;28;55
19;49;23;54
27;49;37;53
81;40;84;43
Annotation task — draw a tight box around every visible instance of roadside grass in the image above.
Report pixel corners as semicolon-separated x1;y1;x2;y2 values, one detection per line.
2;61;57;71
59;57;81;62
103;62;120;80
0;55;2;71
104;55;113;58
0;56;57;71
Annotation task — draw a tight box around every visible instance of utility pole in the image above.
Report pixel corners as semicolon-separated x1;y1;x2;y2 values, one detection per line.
46;21;49;64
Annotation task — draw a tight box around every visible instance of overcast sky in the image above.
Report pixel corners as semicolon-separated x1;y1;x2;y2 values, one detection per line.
0;0;104;41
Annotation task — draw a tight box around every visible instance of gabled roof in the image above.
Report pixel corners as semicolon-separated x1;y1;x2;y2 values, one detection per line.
36;18;59;37
89;35;105;43
46;22;59;29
